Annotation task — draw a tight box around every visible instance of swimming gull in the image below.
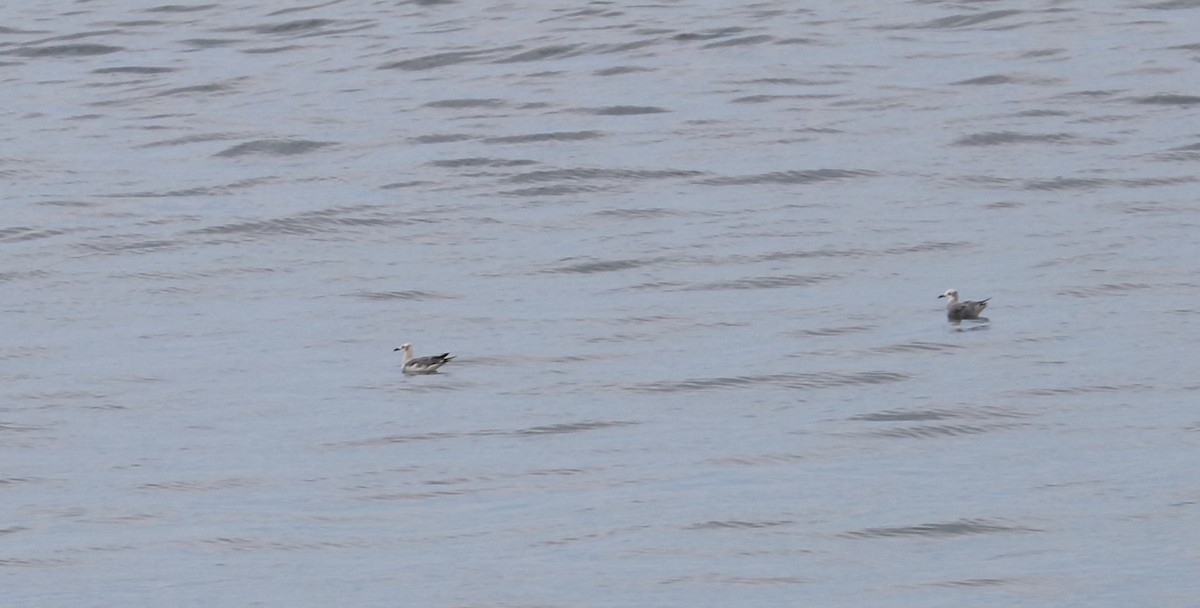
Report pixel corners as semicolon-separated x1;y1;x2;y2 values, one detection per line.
394;343;455;374
938;288;990;320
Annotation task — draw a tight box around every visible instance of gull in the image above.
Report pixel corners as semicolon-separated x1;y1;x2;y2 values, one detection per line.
394;343;455;374
938;288;990;320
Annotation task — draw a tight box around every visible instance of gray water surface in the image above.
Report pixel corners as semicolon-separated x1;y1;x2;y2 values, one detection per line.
3;2;1199;607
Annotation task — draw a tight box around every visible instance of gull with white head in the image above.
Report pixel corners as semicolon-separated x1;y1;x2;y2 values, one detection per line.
394;343;455;374
938;289;990;320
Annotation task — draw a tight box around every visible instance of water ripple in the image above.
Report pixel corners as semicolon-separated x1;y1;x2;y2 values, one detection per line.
496;44;585;63
138;478;260;492
515;421;637;435
584;105;669;115
702;452;806;466
500;184;603;197
197;537;370;552
952;131;1091;146
76;238;179;255
953;74;1023;85
1134;94;1200;106
93;65;175;75
1034;176;1195;190
698;168;875;186
629;371;909;393
146;4;214;12
253;19;341;35
1056;282;1153;298
658;574;809;586
0;226;74;243
839;518;1040;539
850;406;1029;422
349;290;457;301
955;175;1197;190
893;10;1024;30
424;98;505;109
484;130;604;144
428;157;539;168
338;420;638;447
7;43;123;57
0;477;50;487
844;405;1032;438
927;578;1016;588
102;177;274;198
631;273;841;292
213;139;335;158
1008;383;1150;397
862;422;1030;439
548;258;651;274
703;34;775;49
150;82;237;98
0;557;77;568
790;325;876;337
685;519;794;530
867;341;962;355
136;133;243;149
411;133;474;144
673;27;749;42
506;167;704;183
378;46;521;71
188;205;415;240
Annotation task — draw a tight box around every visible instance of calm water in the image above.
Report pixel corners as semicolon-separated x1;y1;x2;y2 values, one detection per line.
3;1;1199;606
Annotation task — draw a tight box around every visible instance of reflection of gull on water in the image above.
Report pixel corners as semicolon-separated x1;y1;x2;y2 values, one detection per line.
394;343;455;374
938;288;990;320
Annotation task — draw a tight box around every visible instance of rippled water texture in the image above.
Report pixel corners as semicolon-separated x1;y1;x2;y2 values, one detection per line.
3;2;1199;607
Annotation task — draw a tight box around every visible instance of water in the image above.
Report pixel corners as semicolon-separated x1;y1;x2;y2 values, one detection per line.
3;1;1199;606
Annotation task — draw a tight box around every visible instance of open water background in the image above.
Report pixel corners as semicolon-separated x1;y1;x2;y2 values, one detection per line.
3;1;1200;606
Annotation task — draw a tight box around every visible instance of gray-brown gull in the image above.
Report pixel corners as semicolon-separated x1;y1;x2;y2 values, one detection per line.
938;289;990;320
394;343;455;374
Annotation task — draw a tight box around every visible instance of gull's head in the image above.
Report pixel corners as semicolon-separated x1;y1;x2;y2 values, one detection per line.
938;289;958;300
394;343;411;352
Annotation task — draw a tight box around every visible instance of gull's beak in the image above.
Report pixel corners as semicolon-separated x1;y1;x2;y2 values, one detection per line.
393;347;401;351
937;294;945;299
